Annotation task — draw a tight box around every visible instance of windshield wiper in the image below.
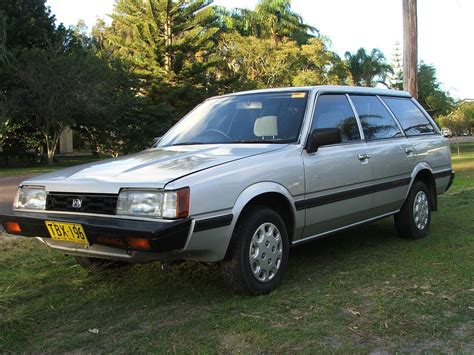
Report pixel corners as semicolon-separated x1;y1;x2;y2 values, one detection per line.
231;140;293;144
165;140;293;147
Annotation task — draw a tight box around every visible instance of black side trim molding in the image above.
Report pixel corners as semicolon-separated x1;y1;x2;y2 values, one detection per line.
194;214;233;232
433;170;452;179
295;177;411;211
445;171;455;192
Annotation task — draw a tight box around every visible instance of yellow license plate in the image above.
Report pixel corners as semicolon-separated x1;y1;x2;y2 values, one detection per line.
45;221;89;245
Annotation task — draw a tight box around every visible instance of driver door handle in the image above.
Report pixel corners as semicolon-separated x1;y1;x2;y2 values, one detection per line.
357;153;371;160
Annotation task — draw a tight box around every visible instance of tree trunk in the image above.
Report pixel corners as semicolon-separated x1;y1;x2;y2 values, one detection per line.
47;150;54;165
45;132;52;165
84;128;99;156
403;0;418;98
45;127;63;165
454;137;461;156
164;0;173;73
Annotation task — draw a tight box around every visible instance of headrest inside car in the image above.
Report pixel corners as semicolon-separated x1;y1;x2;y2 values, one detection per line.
254;116;278;137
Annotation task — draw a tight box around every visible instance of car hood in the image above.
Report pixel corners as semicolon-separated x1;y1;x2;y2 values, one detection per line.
21;144;286;193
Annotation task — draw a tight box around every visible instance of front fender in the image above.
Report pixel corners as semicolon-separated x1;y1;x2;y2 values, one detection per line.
230;181;304;239
184;182;302;262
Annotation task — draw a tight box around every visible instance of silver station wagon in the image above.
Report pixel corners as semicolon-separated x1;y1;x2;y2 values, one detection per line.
1;86;454;294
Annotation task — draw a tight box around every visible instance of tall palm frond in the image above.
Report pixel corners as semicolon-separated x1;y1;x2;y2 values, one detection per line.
345;48;392;87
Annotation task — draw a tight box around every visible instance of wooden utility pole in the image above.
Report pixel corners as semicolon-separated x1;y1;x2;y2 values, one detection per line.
403;0;418;98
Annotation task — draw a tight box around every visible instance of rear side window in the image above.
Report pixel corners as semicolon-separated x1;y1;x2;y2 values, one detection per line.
312;95;361;142
350;95;402;140
382;97;435;136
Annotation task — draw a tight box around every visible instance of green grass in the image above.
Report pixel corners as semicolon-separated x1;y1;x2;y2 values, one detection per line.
0;155;105;177
451;143;474;189
0;144;473;352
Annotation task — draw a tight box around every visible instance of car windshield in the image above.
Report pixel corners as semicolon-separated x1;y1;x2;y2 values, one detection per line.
158;91;309;147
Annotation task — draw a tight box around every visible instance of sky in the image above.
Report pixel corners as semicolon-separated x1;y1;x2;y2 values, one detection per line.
46;0;474;99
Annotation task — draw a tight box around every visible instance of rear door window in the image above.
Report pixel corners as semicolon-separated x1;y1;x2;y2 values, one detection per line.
382;97;435;136
312;94;361;143
350;95;402;140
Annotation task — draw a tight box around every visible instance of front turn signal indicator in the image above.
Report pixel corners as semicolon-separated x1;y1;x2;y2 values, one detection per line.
4;221;22;234
176;187;190;218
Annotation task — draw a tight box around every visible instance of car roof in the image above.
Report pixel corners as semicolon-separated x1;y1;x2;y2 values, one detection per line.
214;86;412;99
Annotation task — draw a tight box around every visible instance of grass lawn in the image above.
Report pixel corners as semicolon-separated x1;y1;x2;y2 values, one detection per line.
0;144;473;352
0;155;105;178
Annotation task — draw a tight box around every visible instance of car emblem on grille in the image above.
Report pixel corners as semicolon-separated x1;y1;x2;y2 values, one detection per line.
72;198;82;208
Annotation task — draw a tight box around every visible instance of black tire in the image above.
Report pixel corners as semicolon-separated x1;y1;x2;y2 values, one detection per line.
221;206;289;295
74;256;129;272
394;181;432;239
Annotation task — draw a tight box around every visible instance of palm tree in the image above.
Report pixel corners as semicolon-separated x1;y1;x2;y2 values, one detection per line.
345;48;392;87
230;0;317;44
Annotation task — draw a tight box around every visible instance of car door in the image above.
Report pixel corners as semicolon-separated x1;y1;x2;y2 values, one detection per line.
381;96;450;192
300;94;373;239
348;95;414;217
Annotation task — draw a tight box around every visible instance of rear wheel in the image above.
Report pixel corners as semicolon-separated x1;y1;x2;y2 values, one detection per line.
394;181;432;239
221;206;289;295
74;256;129;271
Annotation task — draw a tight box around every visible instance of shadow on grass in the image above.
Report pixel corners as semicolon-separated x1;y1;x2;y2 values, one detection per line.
75;217;405;301
290;218;399;260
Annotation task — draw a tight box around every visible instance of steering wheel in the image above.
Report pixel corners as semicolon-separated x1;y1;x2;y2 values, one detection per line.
202;129;232;142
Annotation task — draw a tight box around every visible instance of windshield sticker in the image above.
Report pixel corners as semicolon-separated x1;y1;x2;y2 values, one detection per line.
291;92;306;99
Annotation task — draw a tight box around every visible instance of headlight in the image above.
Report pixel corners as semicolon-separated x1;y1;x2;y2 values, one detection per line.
116;188;190;219
14;186;47;210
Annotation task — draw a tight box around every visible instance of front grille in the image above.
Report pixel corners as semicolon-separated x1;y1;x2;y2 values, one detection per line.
46;193;118;215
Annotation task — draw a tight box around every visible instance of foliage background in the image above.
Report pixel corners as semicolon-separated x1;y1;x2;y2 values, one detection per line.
0;0;467;166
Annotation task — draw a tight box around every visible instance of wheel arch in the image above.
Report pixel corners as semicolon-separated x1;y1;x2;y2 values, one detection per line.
407;163;438;211
225;182;299;259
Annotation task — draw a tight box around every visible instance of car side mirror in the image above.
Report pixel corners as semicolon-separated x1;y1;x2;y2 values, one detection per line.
306;128;342;153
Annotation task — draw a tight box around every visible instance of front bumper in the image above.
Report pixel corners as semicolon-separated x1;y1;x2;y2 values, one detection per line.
0;212;192;261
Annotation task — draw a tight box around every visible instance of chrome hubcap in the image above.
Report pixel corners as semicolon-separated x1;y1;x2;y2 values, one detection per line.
249;222;283;283
413;191;429;230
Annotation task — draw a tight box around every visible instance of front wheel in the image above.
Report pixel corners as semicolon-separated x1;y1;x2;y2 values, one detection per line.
394;181;432;239
221;206;289;295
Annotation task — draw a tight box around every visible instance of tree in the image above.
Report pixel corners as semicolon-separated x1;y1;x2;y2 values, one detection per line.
0;0;59;164
0;13;7;66
293;37;350;86
253;0;316;44
8;48;87;164
91;18;107;49
1;0;172;164
0;0;56;50
104;0;221;111
221;34;300;88
0;12;8;117
417;62;455;118
344;48;392;87
438;101;474;156
72;56;174;157
225;0;317;45
388;41;403;90
220;34;349;89
6;38;158;164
